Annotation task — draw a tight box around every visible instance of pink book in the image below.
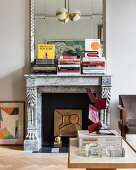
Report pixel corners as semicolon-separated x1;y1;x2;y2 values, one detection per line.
59;56;77;59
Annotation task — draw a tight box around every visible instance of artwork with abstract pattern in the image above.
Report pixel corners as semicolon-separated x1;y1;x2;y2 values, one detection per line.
0;102;24;145
0;107;19;139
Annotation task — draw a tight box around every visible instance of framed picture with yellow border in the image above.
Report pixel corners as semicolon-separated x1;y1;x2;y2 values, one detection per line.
0;101;25;145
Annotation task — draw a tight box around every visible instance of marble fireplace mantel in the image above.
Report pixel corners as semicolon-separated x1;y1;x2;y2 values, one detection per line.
24;74;112;151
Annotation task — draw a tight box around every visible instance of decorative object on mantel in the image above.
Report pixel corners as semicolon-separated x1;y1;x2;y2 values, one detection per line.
98;25;104;44
47;40;85;58
56;0;81;23
32;59;57;74
83;39;106;74
85;39;101;58
0;102;24;145
57;56;81;75
38;44;55;59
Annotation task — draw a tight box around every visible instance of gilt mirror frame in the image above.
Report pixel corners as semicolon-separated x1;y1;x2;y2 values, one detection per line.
30;0;106;63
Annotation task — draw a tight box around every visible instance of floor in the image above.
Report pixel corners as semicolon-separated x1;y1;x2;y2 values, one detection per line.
0;146;136;170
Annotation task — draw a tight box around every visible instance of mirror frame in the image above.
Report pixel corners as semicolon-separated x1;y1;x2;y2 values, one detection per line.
30;0;106;62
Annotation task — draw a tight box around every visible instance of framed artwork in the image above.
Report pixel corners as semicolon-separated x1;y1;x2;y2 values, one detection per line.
0;102;25;145
46;40;85;58
98;25;104;43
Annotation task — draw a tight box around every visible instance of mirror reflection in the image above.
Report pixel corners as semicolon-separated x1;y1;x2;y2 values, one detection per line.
32;0;105;63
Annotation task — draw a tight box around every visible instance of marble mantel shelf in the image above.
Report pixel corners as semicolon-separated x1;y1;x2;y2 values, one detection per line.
24;74;112;151
24;74;112;87
24;73;111;77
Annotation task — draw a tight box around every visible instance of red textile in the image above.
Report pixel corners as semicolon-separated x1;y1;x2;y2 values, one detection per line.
88;122;102;133
94;98;107;110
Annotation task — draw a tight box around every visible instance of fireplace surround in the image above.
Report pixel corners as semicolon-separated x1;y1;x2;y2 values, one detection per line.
24;74;112;151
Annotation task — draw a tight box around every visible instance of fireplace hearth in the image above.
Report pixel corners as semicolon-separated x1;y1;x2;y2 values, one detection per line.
24;74;112;152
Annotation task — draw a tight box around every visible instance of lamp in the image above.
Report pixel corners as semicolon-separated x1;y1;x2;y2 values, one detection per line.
56;8;68;21
58;15;69;23
56;0;81;23
69;9;81;21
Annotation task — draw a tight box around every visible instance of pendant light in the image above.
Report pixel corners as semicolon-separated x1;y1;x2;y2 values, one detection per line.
56;0;81;23
69;9;81;21
56;0;69;23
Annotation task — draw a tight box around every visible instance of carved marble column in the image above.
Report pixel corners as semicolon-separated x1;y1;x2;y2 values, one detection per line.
24;86;39;151
101;76;112;129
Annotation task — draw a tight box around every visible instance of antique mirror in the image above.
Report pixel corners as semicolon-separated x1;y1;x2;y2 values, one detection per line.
31;0;106;62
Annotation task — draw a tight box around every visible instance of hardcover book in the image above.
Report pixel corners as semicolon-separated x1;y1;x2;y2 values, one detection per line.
78;130;122;148
38;44;55;59
35;59;55;65
85;39;101;58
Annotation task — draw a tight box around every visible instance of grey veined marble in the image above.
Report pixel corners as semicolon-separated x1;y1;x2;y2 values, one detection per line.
24;74;112;151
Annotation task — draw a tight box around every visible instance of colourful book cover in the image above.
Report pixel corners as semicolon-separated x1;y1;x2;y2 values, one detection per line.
85;39;101;58
38;44;55;59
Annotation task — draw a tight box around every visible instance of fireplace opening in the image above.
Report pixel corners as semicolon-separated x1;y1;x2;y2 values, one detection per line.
41;93;94;152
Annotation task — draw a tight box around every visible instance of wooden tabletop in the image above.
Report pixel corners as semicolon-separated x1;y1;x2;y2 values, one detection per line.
68;138;136;169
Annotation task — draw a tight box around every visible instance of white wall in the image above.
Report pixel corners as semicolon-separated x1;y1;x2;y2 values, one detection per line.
106;0;136;130
0;0;136;131
0;0;30;101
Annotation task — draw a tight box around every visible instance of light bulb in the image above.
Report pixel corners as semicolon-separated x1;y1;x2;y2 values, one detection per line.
69;9;81;21
56;8;68;20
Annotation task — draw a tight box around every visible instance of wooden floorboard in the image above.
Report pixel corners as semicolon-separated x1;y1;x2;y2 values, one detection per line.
0;146;84;170
0;146;135;170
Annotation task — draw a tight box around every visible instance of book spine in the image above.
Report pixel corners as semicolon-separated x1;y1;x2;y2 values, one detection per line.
83;67;105;70
35;59;55;65
33;69;56;71
34;70;57;73
59;56;77;59
34;65;56;67
58;67;80;71
58;70;80;73
58;62;80;65
83;70;105;73
58;65;80;68
83;58;105;62
33;67;56;69
58;60;80;63
83;63;105;67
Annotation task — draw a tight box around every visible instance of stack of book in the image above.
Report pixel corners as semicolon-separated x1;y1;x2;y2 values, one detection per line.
57;56;81;74
32;59;57;74
83;39;106;74
82;57;106;74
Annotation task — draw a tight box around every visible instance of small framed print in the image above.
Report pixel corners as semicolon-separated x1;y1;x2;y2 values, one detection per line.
98;25;104;43
0;101;25;145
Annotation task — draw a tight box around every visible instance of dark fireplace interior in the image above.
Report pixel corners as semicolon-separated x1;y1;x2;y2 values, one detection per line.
38;93;94;153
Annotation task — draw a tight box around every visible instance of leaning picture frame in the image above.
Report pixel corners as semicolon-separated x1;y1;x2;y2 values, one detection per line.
98;25;104;43
46;40;85;58
0;101;25;145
